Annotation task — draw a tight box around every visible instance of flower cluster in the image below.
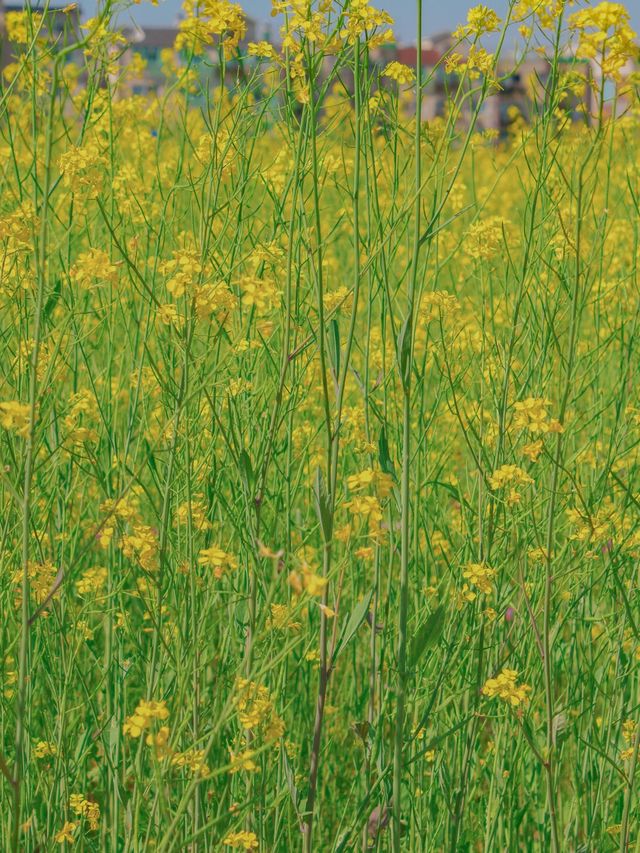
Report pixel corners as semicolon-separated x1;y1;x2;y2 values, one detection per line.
488;465;534;504
171;748;211;778
452;4;502;40
5;11;43;44
123;699;170;738
482;668;531;707
175;0;247;58
69;794;100;831
0;401;30;436
75;566;108;596
339;0;394;47
222;831;259;850
198;546;239;579
445;45;496;81
512;398;563;435
462;562;497;595
383;62;415;85
569;2;637;81
70;249;119;290
620;719;637;761
234;678;285;742
33;740;58;759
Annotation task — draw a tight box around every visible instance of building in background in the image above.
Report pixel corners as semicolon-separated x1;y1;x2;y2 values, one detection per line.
0;5;256;96
119;26;177;97
1;3;636;124
117;15;257;97
1;2;82;70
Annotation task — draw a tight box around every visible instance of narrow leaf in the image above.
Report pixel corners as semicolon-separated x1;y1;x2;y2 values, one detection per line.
282;746;302;822
329;317;340;378
335;589;374;659
378;426;394;476
239;450;254;488
408;605;445;670
313;467;333;542
44;278;62;322
396;313;413;389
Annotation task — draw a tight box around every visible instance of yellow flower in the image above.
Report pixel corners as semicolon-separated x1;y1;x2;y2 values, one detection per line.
445;45;495;80
569;2;637;81
175;498;212;532
163;251;202;297
70;248;119;289
198;546;238;579
453;4;501;39
229;748;260;774
69;794;100;830
347;468;393;498
383;62;415;85
339;0;394;47
302;571;328;597
513;397;562;435
463;216;505;259
172;748;211;778
123;699;170;738
0;401;31;436
267;604;301;631
522;440;543;462
54;822;77;844
488;464;534;491
6;11;44;44
248;41;278;60
482;668;531;707
355;546;375;560
454;583;476;610
622;719;637;744
234;679;284;741
345;495;383;523
195;282;236;318
238;276;279;314
158;303;180;325
222;830;259;850
323;286;352;313
75;567;108;596
33;740;58;759
121;524;159;572
146;725;172;758
462;563;496;595
175;0;246;58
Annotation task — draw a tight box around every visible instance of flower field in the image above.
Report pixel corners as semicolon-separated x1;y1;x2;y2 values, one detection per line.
1;0;640;849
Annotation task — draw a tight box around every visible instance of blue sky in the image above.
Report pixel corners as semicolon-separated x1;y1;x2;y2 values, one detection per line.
114;0;640;42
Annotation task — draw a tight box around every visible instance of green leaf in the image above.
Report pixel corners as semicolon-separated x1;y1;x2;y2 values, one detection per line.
378;426;394;476
144;438;159;479
408;606;445;670
425;479;472;511
329;317;340;378
335;832;350;853
335;589;374;659
396;313;413;390
239;450;254;489
313;467;333;542
282;746;302;822
43;278;62;323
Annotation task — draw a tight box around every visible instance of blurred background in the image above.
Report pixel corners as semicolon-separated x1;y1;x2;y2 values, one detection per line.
77;0;640;41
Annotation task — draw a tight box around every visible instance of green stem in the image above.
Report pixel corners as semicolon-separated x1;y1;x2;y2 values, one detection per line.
392;3;422;848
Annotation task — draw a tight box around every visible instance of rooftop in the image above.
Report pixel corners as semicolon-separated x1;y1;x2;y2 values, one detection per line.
125;26;178;49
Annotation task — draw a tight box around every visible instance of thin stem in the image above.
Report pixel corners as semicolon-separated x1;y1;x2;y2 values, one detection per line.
392;3;422;848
